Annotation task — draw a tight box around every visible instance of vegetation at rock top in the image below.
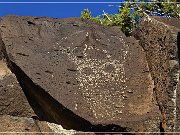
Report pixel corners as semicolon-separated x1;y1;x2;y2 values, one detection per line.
81;0;180;36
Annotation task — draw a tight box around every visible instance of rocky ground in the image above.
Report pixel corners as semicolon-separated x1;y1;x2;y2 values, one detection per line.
0;15;179;134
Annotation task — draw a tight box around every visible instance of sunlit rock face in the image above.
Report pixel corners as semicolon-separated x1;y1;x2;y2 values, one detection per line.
0;16;160;132
134;16;180;132
0;59;35;117
0;115;53;133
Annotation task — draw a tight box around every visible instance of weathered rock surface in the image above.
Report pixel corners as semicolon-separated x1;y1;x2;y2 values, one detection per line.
0;115;64;135
0;15;161;132
0;60;35;117
0;115;79;135
134;16;180;132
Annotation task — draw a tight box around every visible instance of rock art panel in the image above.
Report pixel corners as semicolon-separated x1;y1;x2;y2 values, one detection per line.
0;16;160;132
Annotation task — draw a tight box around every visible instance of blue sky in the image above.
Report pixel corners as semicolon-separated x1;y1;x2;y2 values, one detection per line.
0;1;123;18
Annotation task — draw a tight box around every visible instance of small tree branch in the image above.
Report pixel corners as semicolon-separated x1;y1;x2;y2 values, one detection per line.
103;10;113;22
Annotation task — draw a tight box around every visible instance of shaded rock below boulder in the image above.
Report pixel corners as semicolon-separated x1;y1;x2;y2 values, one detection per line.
0;16;161;132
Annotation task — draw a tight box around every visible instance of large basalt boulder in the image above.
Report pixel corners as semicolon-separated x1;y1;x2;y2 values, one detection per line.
134;16;180;132
0;16;160;132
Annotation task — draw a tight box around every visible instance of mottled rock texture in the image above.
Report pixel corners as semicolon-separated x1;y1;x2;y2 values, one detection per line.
0;60;35;117
0;115;54;134
0;15;160;133
0;27;35;118
134;16;180;132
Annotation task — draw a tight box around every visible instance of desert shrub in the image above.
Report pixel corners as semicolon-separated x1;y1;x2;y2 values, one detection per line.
81;0;180;36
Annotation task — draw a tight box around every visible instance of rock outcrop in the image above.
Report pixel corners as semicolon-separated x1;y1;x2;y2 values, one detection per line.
0;15;161;133
0;15;179;134
134;16;180;132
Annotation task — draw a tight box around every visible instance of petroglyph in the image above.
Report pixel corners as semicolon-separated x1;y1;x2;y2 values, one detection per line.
57;31;130;120
0;16;163;131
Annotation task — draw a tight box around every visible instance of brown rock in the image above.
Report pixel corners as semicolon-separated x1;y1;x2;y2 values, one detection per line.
134;16;180;132
0;115;54;135
0;60;35;117
0;16;160;132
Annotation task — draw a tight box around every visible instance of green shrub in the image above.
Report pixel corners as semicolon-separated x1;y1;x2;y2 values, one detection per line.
81;0;180;36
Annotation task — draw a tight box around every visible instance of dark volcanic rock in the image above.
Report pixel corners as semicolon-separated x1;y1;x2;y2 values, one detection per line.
0;16;160;132
134;16;180;132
